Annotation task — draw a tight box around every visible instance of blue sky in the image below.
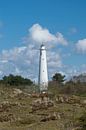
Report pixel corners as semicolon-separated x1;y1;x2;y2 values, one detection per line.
0;0;86;81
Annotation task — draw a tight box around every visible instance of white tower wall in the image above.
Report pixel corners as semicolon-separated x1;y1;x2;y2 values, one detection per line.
39;44;48;92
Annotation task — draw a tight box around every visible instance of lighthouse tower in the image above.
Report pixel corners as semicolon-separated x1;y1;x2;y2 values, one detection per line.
38;44;48;92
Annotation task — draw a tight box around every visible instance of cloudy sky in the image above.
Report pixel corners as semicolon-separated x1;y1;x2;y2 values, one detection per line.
0;0;86;81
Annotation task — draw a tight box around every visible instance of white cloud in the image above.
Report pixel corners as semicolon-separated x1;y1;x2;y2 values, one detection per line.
0;44;62;81
61;64;86;81
56;32;68;45
0;60;8;63
76;39;86;53
29;24;57;43
0;45;39;80
47;51;62;68
28;23;68;46
0;23;68;81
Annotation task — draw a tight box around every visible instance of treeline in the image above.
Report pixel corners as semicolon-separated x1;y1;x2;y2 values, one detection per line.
49;73;86;96
0;73;86;96
0;74;33;86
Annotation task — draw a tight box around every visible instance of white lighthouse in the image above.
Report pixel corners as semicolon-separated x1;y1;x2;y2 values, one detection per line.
38;44;48;92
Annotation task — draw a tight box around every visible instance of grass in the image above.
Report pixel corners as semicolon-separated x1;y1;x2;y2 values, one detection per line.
0;85;85;130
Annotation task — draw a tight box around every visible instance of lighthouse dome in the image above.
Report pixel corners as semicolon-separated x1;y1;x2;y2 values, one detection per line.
41;44;45;50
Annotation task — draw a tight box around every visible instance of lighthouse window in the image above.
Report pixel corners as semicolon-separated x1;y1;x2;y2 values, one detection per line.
43;70;44;72
42;58;44;60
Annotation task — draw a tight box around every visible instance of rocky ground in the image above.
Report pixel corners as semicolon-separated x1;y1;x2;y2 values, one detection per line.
0;86;86;130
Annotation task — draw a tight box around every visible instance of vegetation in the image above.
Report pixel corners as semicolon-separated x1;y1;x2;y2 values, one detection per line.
0;74;33;87
79;112;86;130
49;73;86;97
52;73;65;84
62;81;86;96
0;73;85;130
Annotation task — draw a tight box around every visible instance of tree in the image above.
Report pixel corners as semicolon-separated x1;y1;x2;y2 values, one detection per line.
52;73;65;84
2;74;33;86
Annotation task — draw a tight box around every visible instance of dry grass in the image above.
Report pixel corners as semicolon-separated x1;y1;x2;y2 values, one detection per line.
0;85;85;130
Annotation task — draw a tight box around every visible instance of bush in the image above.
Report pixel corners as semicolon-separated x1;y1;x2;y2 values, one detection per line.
0;74;33;86
79;113;86;130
